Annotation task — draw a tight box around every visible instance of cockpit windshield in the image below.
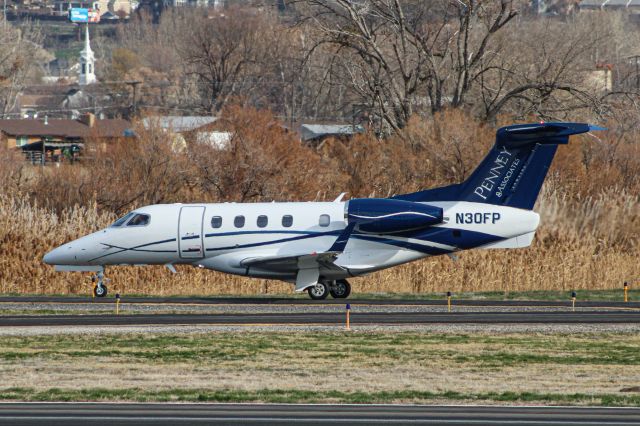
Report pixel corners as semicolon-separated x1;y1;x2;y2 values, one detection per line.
127;213;150;227
110;212;135;227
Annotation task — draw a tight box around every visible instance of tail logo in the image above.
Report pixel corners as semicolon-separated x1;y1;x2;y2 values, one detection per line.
495;157;521;198
473;147;513;200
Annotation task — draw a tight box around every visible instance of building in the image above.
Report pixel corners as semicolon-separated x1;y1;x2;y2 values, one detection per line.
10;84;129;120
79;25;96;85
300;123;365;144
141;116;217;133
142;115;219;151
52;0;132;17
0;113;132;163
579;0;640;11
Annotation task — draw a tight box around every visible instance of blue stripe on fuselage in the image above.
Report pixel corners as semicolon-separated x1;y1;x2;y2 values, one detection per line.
89;238;178;262
349;234;451;256
204;230;341;252
378;227;503;249
202;227;502;254
91;227;504;262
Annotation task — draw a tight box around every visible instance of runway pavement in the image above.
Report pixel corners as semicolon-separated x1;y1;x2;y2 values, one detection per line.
0;403;638;425
2;310;640;326
0;295;638;308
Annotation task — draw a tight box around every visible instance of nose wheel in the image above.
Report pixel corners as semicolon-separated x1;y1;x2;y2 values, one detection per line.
93;284;108;298
91;272;109;298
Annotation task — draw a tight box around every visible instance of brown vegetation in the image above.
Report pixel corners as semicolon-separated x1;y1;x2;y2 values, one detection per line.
0;107;637;296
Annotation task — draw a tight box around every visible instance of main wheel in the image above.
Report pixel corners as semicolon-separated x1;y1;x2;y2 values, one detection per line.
330;279;351;299
93;285;108;298
307;282;329;300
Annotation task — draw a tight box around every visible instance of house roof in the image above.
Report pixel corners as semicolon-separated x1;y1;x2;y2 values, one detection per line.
300;124;365;141
101;11;120;19
142;116;217;133
0;118;132;138
580;0;640;7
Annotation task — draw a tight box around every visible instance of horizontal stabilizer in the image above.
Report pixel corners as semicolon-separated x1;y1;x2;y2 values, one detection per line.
496;123;604;147
480;232;536;249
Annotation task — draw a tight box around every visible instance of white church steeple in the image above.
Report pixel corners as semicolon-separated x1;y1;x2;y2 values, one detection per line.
79;24;96;85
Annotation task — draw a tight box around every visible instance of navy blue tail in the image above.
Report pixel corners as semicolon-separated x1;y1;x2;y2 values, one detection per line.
393;122;603;210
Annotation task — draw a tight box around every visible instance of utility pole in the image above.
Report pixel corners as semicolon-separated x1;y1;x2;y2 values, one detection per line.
627;55;640;92
124;80;142;117
100;80;142;118
634;55;640;91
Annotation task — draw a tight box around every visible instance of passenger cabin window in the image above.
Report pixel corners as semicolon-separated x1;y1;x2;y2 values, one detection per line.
127;213;150;227
319;214;330;227
234;215;245;228
282;215;293;228
110;212;134;227
257;215;268;228
211;216;222;228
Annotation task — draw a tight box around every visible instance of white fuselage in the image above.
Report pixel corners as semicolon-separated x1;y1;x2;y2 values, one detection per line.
44;201;540;284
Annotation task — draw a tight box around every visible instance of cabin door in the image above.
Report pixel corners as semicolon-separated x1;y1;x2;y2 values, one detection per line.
178;206;205;259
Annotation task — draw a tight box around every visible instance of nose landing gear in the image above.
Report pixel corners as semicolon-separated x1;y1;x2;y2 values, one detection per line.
91;271;109;298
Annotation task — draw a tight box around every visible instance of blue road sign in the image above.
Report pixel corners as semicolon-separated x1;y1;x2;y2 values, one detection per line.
69;8;89;23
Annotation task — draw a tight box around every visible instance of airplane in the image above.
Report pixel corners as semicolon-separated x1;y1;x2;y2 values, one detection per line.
43;122;603;300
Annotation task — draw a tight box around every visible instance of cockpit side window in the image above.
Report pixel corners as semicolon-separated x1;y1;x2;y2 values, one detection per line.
110;212;134;227
126;213;150;227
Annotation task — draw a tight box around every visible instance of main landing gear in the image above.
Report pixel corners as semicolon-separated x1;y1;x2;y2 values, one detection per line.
307;279;351;300
91;271;108;298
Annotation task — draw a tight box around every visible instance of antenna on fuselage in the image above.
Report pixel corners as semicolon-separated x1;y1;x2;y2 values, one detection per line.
333;192;347;202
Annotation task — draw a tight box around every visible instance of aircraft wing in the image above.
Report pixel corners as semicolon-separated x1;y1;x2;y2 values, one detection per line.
240;251;346;292
239;222;356;274
240;223;356;292
240;251;345;273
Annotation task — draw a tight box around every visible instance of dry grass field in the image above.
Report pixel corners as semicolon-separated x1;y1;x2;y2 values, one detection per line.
0;187;637;296
0;330;639;405
0;108;638;296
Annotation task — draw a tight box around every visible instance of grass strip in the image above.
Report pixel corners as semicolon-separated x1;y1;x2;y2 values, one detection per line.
0;387;638;406
1;289;638;301
1;332;640;367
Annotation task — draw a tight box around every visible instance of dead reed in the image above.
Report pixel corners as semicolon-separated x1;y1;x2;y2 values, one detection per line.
0;186;636;296
0;107;637;296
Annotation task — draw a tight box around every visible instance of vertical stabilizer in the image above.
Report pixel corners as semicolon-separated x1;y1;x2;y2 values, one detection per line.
394;122;603;210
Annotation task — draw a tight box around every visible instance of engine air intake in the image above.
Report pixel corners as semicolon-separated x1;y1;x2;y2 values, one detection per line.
346;198;443;234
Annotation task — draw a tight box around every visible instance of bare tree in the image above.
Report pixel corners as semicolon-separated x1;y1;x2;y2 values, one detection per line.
0;20;45;117
177;7;283;113
296;0;518;132
475;15;613;122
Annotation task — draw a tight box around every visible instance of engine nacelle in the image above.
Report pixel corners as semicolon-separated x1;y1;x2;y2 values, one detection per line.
346;198;443;234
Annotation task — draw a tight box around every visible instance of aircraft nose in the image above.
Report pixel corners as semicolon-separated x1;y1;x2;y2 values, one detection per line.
43;245;71;265
44;234;102;265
